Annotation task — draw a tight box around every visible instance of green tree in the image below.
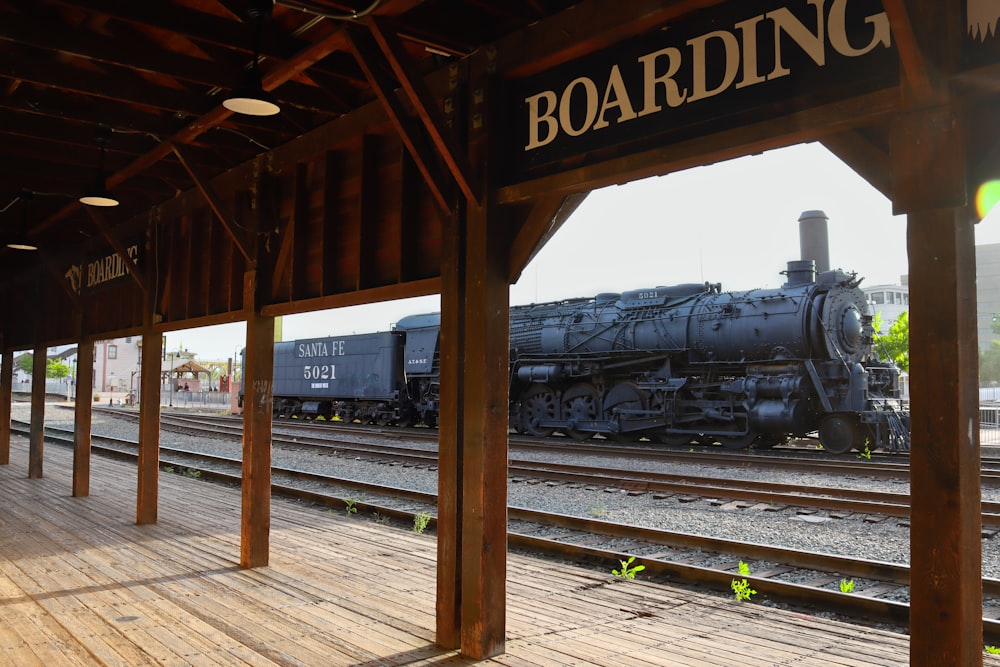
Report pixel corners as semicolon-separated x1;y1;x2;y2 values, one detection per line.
17;353;32;375
873;311;909;373
981;342;1000;385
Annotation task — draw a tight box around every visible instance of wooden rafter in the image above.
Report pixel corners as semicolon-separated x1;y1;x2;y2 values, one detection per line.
881;0;936;101
366;16;479;206
171;145;253;263
345;24;453;213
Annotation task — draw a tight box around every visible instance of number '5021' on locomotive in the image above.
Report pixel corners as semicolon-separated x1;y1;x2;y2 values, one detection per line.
252;258;910;454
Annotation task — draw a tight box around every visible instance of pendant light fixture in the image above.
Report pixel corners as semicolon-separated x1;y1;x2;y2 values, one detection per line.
223;0;280;116
7;190;37;251
79;126;119;207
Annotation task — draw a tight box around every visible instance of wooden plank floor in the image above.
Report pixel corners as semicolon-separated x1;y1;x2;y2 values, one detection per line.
0;435;987;666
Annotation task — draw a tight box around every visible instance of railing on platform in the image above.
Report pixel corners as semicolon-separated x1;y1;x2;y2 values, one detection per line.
982;403;1000;446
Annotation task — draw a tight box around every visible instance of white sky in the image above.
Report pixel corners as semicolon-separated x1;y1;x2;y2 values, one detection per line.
167;141;1000;362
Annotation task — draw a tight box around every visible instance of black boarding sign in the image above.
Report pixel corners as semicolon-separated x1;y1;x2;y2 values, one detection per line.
512;0;897;172
64;240;142;294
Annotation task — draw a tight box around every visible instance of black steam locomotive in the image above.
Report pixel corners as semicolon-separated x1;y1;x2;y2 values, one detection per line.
253;259;910;453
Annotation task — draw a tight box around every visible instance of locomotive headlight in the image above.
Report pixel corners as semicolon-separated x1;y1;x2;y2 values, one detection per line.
840;305;863;352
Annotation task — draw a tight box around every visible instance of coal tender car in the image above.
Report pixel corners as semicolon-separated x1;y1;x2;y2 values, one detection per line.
268;332;408;425
261;259;909;453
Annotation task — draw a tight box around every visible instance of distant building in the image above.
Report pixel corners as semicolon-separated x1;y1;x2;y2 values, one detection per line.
859;244;1000;351
863;280;908;334
94;337;141;394
978;244;1000;350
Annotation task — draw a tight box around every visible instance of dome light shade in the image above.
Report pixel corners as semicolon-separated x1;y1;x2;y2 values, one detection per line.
223;78;280;116
8;191;38;250
79;188;119;207
224;0;279;117
6;237;37;251
80;130;119;207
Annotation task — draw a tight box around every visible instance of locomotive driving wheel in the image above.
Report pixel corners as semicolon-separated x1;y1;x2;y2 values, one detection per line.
751;433;788;449
519;384;557;437
603;382;645;442
658;432;694;446
818;413;864;454
560;383;600;440
716;431;758;450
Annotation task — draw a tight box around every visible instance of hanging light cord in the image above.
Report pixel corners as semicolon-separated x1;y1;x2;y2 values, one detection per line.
0;189;71;213
275;0;381;21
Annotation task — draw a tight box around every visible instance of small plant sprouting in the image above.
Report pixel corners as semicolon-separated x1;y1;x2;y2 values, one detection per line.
185;469;201;479
612;555;645;580
986;645;1000;655
163;466;174;474
731;578;756;601
839;578;855;593
857;440;873;461
344;499;358;516
373;512;390;525
413;512;431;534
731;560;757;601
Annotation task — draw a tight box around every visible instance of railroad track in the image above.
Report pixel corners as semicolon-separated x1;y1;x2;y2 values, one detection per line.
79;409;1000;524
16;418;1000;642
99;407;1000;485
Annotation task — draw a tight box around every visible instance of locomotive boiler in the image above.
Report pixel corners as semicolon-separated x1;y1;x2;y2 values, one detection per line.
498;260;908;453
253;259;909;453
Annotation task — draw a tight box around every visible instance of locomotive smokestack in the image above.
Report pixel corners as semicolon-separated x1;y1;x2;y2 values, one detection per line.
798;210;830;274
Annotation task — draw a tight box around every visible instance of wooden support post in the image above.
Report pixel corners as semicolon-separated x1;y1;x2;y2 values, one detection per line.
136;330;162;523
28;344;46;479
892;108;982;665
436;57;508;659
241;268;274;568
0;347;11;465
908;208;982;663
73;336;94;497
459;189;509;661
436;206;463;650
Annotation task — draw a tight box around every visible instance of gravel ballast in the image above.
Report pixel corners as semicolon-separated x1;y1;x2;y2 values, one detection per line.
17;403;1000;579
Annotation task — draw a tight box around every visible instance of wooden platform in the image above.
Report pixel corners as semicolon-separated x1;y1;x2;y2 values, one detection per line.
0;435;978;667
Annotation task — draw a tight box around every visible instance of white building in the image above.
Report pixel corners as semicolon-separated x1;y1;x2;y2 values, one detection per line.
93;337;142;394
862;281;908;334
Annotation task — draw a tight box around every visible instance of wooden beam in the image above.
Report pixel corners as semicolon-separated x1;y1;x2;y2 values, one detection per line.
345;25;453;213
457;190;509;661
366;16;480;206
260;277;440;318
895;106;982;666
73;332;93;498
172;145;253;264
907;207;982;666
436;204;462;651
241;269;274;568
890;110;965;214
494;0;727;78
507;193;587;284
32;19;358;237
820;131;891;200
136;329;161;524
29;344;45;479
436;55;508;660
881;0;937;101
0;346;11;466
